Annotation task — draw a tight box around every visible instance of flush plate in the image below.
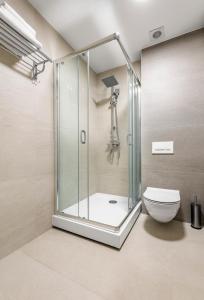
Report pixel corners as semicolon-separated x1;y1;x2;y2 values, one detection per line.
152;141;174;154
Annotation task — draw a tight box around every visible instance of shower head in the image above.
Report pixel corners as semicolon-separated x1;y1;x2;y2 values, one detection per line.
102;75;118;88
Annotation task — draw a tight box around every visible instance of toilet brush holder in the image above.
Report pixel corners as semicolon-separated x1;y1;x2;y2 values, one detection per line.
191;196;202;229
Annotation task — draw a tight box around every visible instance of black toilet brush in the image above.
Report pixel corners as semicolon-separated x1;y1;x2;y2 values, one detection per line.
191;194;202;230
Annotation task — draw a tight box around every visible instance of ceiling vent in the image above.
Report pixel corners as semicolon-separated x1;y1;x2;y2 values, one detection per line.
149;26;165;42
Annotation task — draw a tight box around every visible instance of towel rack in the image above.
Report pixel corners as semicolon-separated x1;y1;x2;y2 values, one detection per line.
0;18;52;81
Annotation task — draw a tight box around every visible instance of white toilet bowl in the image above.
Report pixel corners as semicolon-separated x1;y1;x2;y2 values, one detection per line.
143;187;180;223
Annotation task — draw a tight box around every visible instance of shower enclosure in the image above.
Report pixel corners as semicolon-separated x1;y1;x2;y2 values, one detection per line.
53;33;141;248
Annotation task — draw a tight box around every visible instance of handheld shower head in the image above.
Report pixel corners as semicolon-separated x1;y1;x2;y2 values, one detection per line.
113;88;120;98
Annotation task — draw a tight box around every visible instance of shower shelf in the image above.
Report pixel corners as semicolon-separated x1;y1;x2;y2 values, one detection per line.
0;18;52;81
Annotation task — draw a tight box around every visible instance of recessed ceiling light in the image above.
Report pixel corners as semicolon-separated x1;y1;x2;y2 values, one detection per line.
149;26;165;42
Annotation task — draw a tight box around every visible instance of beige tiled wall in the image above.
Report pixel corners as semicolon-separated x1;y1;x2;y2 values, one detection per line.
0;0;72;258
141;29;204;222
93;62;141;196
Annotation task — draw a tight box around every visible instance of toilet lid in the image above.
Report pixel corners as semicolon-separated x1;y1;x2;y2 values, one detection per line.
143;187;180;203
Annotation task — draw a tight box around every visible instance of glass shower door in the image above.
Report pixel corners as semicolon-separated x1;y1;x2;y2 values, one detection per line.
56;53;89;219
128;69;141;210
78;52;89;219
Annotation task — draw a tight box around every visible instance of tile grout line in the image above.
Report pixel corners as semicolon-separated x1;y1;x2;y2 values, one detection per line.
20;248;108;300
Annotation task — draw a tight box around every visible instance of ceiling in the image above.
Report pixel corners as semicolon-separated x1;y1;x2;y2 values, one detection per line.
29;0;204;73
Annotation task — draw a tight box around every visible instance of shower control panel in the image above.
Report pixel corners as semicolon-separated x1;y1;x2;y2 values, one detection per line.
152;141;174;154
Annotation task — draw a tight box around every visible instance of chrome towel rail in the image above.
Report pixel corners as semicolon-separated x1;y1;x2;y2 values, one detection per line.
0;18;52;81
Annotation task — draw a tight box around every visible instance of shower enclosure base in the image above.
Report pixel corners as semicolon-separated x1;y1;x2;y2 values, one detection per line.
52;201;141;248
63;193;131;227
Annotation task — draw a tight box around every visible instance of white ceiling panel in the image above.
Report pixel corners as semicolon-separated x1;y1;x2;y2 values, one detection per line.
28;0;204;72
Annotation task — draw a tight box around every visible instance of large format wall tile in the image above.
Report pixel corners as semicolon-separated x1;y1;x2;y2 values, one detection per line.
0;175;54;258
141;29;204;222
142;125;204;173
0;0;72;258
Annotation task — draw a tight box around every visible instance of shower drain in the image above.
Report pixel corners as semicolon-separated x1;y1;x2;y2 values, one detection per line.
109;200;117;204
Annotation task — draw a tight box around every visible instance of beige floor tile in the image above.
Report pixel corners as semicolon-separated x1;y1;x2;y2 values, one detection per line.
20;214;204;300
0;250;104;300
0;291;13;300
171;281;204;300
22;229;127;299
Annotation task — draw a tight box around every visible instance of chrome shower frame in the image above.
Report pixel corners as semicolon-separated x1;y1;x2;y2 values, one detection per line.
56;32;141;86
53;33;142;248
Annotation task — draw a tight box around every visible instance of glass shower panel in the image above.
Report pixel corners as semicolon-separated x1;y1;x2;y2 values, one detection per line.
78;53;89;219
56;54;89;219
57;56;79;215
128;69;133;210
133;76;141;205
88;40;131;227
128;70;141;209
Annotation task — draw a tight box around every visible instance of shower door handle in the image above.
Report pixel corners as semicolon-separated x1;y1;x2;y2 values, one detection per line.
80;130;86;144
127;134;132;145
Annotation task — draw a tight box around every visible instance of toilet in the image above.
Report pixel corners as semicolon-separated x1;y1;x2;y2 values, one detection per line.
143;187;180;223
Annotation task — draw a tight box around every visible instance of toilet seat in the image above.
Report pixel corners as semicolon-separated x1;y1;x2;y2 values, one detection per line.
143;187;180;204
146;199;178;205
